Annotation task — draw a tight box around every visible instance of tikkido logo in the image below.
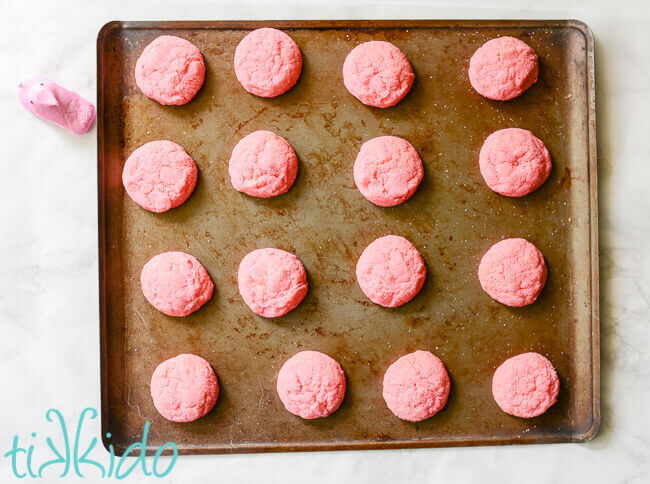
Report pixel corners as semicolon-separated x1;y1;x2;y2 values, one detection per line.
3;407;178;480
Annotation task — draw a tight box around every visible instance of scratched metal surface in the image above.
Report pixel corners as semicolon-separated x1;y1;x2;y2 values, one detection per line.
97;20;598;454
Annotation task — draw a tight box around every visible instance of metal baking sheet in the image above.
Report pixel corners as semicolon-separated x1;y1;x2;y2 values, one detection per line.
97;20;598;454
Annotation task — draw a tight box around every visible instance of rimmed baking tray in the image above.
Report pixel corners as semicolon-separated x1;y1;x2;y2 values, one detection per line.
97;20;598;454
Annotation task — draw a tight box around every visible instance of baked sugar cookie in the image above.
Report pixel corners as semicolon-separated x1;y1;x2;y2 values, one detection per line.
478;238;547;307
122;140;197;213
469;36;538;101
135;35;205;105
277;351;346;419
150;354;219;422
238;248;308;317
479;128;551;197
229;131;298;198
354;136;423;207
141;251;214;317
383;350;450;422
343;41;414;108
356;235;426;307
492;352;559;418
234;28;302;97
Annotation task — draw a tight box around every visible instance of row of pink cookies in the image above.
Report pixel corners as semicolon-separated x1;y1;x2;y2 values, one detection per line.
121;127;551;220
151;349;559;423
122;126;551;214
138;232;547;323
134;29;537;106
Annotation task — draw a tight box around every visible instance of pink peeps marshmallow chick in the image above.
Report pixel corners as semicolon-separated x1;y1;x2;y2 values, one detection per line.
18;77;95;135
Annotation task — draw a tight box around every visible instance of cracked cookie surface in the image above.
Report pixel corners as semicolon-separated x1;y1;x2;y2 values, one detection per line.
229;130;298;198
141;251;214;317
135;35;205;105
343;41;414;108
469;36;538;101
479;128;551;197
151;354;219;422
478;238;547;307
122;140;197;213
277;351;346;419
383;350;450;422
234;28;302;97
356;235;426;308
492;352;559;418
354;136;423;207
238;248;308;318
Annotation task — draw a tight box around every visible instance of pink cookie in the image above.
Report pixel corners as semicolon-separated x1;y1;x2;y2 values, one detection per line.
478;238;547;307
343;41;414;108
135;35;205;105
479;128;551;197
238;248;308;318
141;251;214;317
492;352;559;418
277;351;346;419
383;350;450;422
469;36;539;101
18;77;95;135
150;354;219;422
234;28;302;97
356;235;426;307
354;136;423;207
229;131;298;198
122;140;197;213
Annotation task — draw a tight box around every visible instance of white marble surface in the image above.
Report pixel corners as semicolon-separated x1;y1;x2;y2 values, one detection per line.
1;0;649;482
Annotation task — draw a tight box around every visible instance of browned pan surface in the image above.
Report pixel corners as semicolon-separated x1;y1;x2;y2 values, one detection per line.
97;20;598;454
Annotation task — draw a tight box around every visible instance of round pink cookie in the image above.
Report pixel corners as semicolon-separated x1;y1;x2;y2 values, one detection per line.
343;41;415;108
356;235;426;307
238;248;308;318
478;238;547;307
383;350;450;422
492;352;559;418
122;140;197;213
135;35;205;105
479;128;551;197
354;136;423;207
150;354;219;422
234;28;302;97
229;131;298;198
469;36;538;101
276;351;346;419
141;251;214;317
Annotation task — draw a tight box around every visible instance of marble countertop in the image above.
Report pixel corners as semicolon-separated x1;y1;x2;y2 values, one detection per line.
1;0;648;482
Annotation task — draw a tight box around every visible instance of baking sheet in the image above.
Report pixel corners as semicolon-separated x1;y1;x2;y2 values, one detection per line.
97;20;598;454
